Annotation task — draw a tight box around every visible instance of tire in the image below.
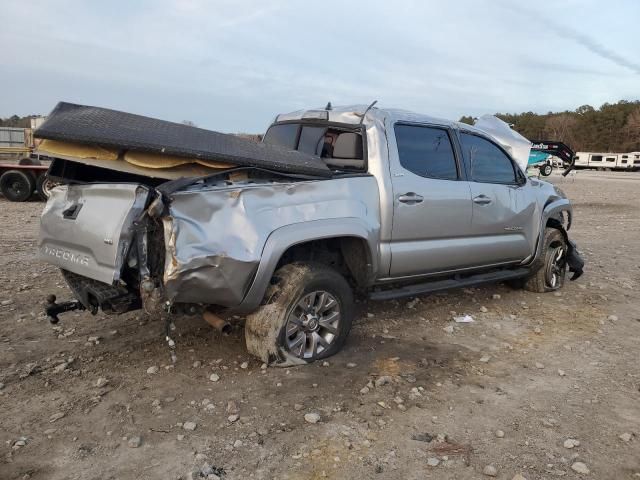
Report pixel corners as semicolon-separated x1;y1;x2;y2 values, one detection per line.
0;170;35;202
36;174;55;200
540;163;553;176
523;228;567;293
245;262;354;366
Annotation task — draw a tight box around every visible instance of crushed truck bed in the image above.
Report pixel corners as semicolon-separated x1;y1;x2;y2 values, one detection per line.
35;102;332;178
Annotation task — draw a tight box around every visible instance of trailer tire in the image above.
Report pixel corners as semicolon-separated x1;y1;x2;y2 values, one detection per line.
36;174;55;200
245;262;354;366
0;169;35;202
540;163;553;176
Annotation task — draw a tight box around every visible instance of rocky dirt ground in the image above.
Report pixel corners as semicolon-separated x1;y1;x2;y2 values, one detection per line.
1;171;639;480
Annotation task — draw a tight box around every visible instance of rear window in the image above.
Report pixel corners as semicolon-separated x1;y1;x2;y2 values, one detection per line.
263;122;365;170
262;124;299;150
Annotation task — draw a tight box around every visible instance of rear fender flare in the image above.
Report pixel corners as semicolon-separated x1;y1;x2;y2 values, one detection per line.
235;218;378;313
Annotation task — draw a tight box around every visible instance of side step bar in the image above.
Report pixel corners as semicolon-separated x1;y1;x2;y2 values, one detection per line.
369;268;530;301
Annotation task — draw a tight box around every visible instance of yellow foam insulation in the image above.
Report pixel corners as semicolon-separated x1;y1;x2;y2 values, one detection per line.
39;139;118;161
195;159;234;169
125;151;233;169
124;151;191;169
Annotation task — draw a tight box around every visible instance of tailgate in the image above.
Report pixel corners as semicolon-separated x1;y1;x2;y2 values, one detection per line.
38;183;150;284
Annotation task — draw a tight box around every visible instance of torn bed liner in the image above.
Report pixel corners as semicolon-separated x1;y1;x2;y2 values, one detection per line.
35;102;332;178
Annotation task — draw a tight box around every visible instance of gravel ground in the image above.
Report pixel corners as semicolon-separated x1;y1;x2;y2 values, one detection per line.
1;170;639;480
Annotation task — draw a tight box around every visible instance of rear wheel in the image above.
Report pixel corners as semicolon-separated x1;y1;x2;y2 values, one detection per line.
540;163;553;176
0;170;35;202
245;262;354;366
523;228;567;293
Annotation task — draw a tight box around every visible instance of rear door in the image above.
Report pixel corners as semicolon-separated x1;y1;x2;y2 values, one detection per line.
388;123;476;277
458;132;538;265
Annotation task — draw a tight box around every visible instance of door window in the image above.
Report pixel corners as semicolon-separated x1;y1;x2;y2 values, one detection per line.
395;124;458;180
460;133;516;184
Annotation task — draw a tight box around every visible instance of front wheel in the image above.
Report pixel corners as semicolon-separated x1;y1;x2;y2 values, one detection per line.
524;228;567;293
245;262;354;366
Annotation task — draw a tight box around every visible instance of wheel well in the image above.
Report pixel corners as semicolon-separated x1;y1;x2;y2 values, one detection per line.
275;237;371;288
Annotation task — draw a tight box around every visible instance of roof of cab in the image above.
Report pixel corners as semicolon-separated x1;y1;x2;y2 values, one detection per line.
274;104;487;135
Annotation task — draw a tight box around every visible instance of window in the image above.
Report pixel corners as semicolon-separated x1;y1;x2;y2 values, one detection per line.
394;124;458;180
297;126;326;155
460;133;516;183
262;124;299;150
590;155;603;162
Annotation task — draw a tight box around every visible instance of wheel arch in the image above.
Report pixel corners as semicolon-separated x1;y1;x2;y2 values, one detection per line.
235;218;378;313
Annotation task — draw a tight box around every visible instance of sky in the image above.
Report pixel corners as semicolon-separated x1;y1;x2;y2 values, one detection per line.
1;0;638;133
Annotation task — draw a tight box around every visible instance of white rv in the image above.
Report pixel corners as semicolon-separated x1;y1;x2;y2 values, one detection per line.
574;151;639;171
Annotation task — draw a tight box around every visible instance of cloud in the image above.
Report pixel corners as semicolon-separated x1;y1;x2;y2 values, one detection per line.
499;1;640;74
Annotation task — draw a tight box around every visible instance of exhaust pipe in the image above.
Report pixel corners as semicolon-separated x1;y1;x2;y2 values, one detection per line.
203;310;232;335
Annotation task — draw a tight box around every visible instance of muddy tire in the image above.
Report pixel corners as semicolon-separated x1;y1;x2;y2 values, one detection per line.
523;228;567;293
0;169;35;202
245;262;354;366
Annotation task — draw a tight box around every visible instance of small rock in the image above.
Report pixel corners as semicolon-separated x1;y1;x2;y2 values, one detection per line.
177;434;185;441
619;432;633;442
304;412;321;424
443;325;454;334
479;355;491;363
346;362;357;368
294;403;304;411
374;376;392;387
359;386;370;394
534;327;542;334
495;430;505;438
0;382;4;390
228;414;239;423
49;412;65;423
95;377;108;388
322;361;330;367
558;369;566;376
492;294;501;300
412;432;433;443
146;366;159;375
127;436;142;448
240;361;249;369
511;475;527;480
607;315;618;322
564;438;580;449
427;457;440;467
226;400;239;414
192;361;202;368
233;439;243;448
483;465;498;477
183;421;197;431
571;461;590;474
209;373;220;382
480;306;489;313
535;362;545;369
1;299;13;306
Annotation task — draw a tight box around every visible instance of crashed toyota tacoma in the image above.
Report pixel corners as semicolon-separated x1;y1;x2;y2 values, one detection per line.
37;102;584;365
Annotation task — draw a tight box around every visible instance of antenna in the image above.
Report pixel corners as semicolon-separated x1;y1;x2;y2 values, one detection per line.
359;100;378;124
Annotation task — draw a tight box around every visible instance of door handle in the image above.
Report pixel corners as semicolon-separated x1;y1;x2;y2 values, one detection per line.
398;192;424;204
473;195;492;205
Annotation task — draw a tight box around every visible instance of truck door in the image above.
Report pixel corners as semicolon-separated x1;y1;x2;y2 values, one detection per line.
388;123;476;277
458;132;538;265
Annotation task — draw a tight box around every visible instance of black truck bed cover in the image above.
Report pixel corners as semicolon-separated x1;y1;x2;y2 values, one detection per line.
35;102;332;178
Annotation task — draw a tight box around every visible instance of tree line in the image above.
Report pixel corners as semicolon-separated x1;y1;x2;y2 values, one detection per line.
460;100;640;153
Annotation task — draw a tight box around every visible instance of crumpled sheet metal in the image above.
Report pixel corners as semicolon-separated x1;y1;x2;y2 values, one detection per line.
162;176;380;306
473;115;532;172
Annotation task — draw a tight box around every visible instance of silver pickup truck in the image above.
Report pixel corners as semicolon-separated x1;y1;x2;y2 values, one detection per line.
38;104;584;365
